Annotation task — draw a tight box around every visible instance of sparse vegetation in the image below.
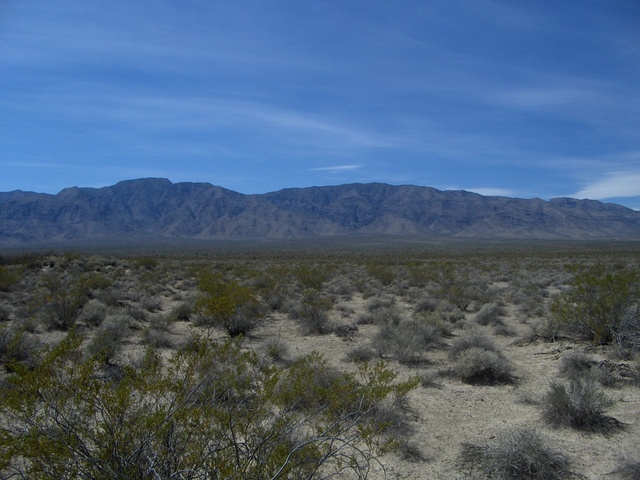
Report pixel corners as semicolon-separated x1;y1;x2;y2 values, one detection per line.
0;244;637;478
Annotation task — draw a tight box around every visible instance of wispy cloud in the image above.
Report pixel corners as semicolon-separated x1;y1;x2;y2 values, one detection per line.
440;185;518;197
2;1;640;208
572;171;640;200
464;187;517;197
310;165;362;172
492;86;595;111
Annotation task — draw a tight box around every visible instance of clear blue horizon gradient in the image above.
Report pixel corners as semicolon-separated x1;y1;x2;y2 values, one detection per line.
1;1;640;209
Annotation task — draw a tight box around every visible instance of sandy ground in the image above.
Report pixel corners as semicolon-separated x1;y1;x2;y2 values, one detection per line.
233;294;640;480
8;258;638;480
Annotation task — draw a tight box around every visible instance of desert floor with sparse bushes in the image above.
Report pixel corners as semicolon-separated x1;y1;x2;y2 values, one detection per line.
1;239;640;479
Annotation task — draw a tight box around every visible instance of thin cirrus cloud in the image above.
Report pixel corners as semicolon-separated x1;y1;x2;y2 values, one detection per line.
572;172;640;200
464;187;516;197
1;1;640;208
492;86;595;111
309;165;363;172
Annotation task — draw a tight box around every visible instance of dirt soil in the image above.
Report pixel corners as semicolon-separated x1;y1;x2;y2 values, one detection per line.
4;252;640;480
236;294;640;480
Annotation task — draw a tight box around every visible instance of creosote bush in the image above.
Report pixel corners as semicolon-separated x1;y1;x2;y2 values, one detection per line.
195;272;267;337
459;427;571;479
0;266;18;292
291;289;334;335
0;332;419;479
550;263;639;345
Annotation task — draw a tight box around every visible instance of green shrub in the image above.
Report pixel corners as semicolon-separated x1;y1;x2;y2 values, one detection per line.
433;262;474;310
195;272;266;337
550;263;638;345
292;289;334;335
366;262;397;286
293;263;333;290
0;333;418;479
132;256;159;270
459;427;571;479
39;275;90;331
540;379;620;433
78;272;112;291
0;266;18;292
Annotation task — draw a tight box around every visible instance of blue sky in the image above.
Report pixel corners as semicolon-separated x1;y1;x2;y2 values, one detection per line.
1;1;640;209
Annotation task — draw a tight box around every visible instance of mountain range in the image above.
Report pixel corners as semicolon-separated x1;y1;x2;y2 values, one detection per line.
1;178;640;246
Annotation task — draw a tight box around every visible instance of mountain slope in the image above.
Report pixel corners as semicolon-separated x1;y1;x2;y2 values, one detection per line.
1;178;639;245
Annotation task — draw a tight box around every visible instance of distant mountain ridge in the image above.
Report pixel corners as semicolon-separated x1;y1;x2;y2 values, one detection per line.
1;178;639;245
